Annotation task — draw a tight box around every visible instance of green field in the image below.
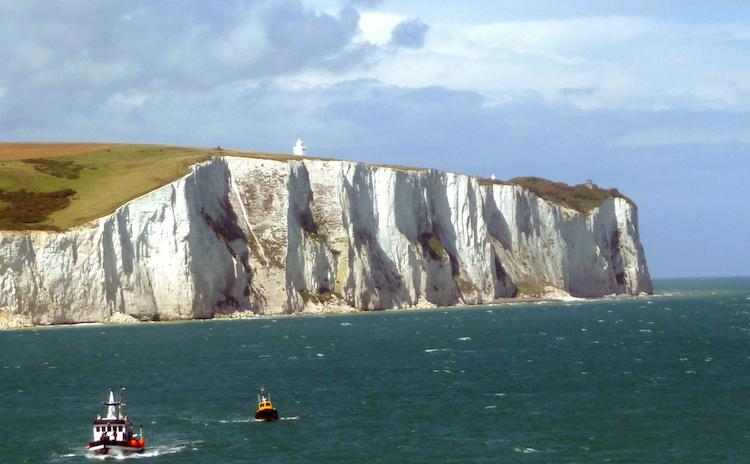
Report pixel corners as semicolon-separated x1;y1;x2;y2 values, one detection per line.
0;143;626;231
0;144;300;231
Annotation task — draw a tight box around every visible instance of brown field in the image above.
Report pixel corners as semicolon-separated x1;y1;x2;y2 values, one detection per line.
0;143;118;160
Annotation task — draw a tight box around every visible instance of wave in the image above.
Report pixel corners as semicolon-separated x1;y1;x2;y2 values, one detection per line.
514;447;541;454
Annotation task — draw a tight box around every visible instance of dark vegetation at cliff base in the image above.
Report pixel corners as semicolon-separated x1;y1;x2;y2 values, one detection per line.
0;188;76;230
480;176;632;214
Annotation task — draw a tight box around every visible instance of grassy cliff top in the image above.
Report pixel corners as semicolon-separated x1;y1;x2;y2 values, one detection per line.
479;176;631;214
0;143;630;231
0;143;300;230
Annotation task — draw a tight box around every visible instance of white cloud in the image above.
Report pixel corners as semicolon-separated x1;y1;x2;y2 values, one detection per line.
612;126;750;148
359;12;406;44
341;15;750;112
108;91;148;109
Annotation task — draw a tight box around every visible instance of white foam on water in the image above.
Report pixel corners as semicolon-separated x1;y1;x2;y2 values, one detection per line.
340;322;352;326
514;447;540;454
484;405;497;409
316;353;325;357
75;441;193;461
458;337;471;341
219;417;251;423
281;416;299;421
424;348;450;353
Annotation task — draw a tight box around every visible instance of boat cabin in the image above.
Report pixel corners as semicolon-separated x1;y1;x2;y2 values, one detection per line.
257;388;274;410
91;389;135;443
93;419;130;442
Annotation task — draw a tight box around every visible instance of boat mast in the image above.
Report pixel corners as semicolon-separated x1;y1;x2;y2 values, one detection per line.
119;386;126;418
105;389;118;419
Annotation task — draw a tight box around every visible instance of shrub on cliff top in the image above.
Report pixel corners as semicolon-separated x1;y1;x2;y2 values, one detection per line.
481;176;632;215
22;158;84;179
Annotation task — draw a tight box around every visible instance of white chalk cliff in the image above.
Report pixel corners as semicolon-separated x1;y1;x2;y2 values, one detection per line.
0;156;651;326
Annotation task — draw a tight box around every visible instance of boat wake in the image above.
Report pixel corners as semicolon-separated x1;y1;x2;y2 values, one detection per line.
218;417;251;423
53;441;194;462
87;444;186;460
218;414;298;424
245;415;299;423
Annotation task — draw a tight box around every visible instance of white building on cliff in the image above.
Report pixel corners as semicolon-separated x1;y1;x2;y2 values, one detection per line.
293;138;306;156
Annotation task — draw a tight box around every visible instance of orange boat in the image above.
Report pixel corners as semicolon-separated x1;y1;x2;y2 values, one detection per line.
254;387;279;421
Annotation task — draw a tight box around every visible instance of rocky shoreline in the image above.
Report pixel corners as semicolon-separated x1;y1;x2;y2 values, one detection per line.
0;292;653;330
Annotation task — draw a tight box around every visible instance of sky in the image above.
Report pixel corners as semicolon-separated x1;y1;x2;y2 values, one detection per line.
0;0;748;278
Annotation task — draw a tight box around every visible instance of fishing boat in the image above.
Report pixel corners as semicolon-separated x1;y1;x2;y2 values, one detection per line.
254;387;279;421
86;387;146;456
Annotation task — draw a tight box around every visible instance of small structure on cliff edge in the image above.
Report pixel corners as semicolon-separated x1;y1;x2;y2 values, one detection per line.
293;138;306;156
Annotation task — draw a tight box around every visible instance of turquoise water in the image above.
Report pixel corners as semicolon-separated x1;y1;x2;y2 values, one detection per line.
1;277;749;463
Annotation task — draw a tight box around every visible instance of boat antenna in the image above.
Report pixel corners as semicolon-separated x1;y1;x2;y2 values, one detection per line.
119;385;126;418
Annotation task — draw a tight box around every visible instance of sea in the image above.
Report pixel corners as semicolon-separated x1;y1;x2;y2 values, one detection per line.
1;277;749;463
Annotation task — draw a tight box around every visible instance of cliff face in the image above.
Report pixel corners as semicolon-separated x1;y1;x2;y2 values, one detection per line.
0;157;651;325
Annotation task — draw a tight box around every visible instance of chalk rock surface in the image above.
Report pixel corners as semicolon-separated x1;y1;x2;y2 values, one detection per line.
0;157;651;325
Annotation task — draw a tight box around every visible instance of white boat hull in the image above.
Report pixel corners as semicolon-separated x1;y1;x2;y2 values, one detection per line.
87;443;145;456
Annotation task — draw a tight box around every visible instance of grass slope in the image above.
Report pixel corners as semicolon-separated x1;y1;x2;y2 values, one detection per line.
0;142;629;231
0;143;116;160
0;144;298;230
